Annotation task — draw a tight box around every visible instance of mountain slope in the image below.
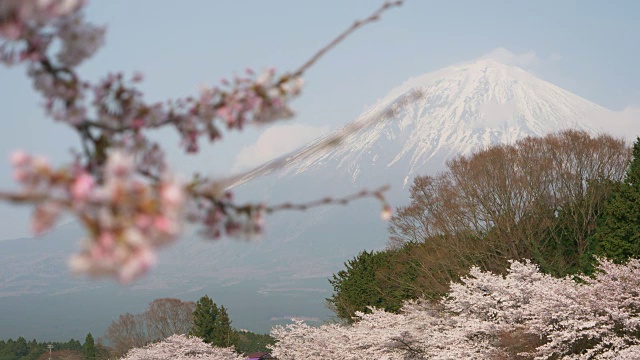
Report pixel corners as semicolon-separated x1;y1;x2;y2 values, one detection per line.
234;59;604;189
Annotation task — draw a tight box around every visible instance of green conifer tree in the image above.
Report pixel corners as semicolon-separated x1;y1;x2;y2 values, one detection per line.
190;295;237;348
14;336;28;357
594;137;640;262
83;333;96;360
212;305;237;348
327;250;413;322
190;295;219;343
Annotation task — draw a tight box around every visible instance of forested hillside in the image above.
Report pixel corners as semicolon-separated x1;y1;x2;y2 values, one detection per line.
329;131;637;321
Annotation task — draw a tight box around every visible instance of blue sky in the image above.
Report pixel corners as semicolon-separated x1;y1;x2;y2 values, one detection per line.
0;0;639;239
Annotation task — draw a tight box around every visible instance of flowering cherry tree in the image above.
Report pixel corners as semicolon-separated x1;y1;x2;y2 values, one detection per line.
271;305;499;359
270;259;640;359
120;334;243;360
0;0;400;282
446;259;640;359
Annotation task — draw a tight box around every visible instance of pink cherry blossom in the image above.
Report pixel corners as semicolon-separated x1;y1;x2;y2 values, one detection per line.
121;334;243;360
380;204;392;220
0;0;396;284
70;172;94;200
9;150;30;166
31;202;62;235
271;259;640;359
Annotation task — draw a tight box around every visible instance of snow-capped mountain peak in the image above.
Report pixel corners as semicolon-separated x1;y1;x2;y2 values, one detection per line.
234;60;607;188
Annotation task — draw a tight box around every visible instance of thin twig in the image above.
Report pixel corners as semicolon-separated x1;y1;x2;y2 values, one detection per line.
191;184;389;214
0;191;64;204
292;0;404;77
263;185;390;213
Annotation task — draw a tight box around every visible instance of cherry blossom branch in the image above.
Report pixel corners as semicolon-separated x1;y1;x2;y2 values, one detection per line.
265;185;391;214
0;0;401;282
183;184;391;240
0;190;58;203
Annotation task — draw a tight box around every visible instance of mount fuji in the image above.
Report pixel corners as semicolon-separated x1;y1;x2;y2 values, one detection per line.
222;58;607;284
0;59;615;339
233;59;604;192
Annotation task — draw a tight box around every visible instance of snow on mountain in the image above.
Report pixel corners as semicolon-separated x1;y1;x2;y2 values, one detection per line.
233;59;606;189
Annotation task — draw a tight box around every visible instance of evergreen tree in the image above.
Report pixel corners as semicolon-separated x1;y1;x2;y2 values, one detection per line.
190;295;218;343
594;137;640;262
212;305;237;348
28;339;37;351
327;250;417;322
66;338;82;351
190;296;236;348
14;337;28;357
5;338;15;357
83;333;96;360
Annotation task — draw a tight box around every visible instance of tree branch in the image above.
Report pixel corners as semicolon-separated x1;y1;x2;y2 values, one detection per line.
292;0;404;77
